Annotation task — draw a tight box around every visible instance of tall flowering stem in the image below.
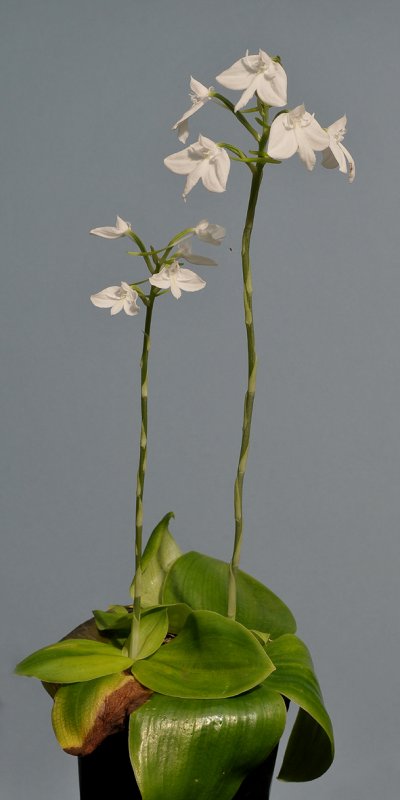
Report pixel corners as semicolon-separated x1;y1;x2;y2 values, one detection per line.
129;286;156;658
227;122;269;619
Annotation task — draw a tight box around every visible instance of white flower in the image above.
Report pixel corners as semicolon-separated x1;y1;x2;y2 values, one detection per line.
90;282;140;316
321;115;355;183
216;49;287;112
164;134;230;199
149;261;206;299
172;77;213;144
90;216;131;239
267;105;330;171
174;239;217;266
193;219;226;245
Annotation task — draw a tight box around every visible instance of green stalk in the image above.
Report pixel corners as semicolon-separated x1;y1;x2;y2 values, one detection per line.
227;129;269;619
129;287;156;658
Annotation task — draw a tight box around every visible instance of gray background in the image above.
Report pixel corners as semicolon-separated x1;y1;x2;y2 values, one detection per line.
1;0;399;797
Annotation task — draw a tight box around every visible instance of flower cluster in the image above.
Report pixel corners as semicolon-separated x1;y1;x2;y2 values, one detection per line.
90;218;225;314
165;49;354;197
89;49;354;316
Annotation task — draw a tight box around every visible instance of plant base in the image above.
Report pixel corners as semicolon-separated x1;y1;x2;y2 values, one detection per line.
78;723;279;800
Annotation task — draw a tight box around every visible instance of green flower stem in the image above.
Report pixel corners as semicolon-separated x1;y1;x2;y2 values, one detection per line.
227;128;269;620
129;287;156;659
211;92;260;141
127;231;155;274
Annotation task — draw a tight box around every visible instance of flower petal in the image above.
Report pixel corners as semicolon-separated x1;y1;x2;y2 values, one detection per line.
110;299;125;315
176;120;189;144
149;269;172;291
234;77;261;112
176;267;206;292
296;133;318;171
267;116;298;160
303;117;330;151
201;149;230;193
194;220;226;244
257;62;287;107
183;161;208;198
90;286;122;308
216;53;260;90
90;217;130;239
123;297;140;315
164;148;194;175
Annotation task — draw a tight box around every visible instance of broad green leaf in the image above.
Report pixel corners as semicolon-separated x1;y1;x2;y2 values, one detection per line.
141;602;191;634
264;634;334;781
93;607;131;634
163;551;296;637
52;672;150;755
15;638;133;683
164;602;191;633
129;685;286;800
129;608;169;661
132;609;274;698
131;512;182;604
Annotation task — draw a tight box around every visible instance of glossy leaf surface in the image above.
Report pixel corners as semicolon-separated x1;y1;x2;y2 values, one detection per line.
265;634;334;780
163;551;296;637
15;638;133;683
132;609;274;698
129;685;286;800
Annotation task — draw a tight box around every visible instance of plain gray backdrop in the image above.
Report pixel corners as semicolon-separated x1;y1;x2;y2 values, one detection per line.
1;0;399;797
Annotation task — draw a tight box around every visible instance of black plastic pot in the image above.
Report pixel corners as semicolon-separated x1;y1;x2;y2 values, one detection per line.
78;723;278;800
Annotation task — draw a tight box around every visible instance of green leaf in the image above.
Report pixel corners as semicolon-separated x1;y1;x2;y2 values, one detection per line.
131;512;182;604
163;551;296;638
15;638;134;683
132;609;274;698
130;608;169;661
129;685;286;800
93;607;131;634
264;634;334;781
52;672;150;755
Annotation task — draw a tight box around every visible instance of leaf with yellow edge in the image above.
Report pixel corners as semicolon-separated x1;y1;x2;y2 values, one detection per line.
52;673;151;755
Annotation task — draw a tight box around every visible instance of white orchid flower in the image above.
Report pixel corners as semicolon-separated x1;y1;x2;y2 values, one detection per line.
321;115;355;183
216;49;287;112
193;219;226;244
174;239;218;266
149;261;206;299
164;134;230;199
267;105;330;171
172;77;214;144
90;282;140;316
90;216;131;239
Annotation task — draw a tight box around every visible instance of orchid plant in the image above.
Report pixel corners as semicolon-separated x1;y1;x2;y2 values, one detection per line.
16;48;354;800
